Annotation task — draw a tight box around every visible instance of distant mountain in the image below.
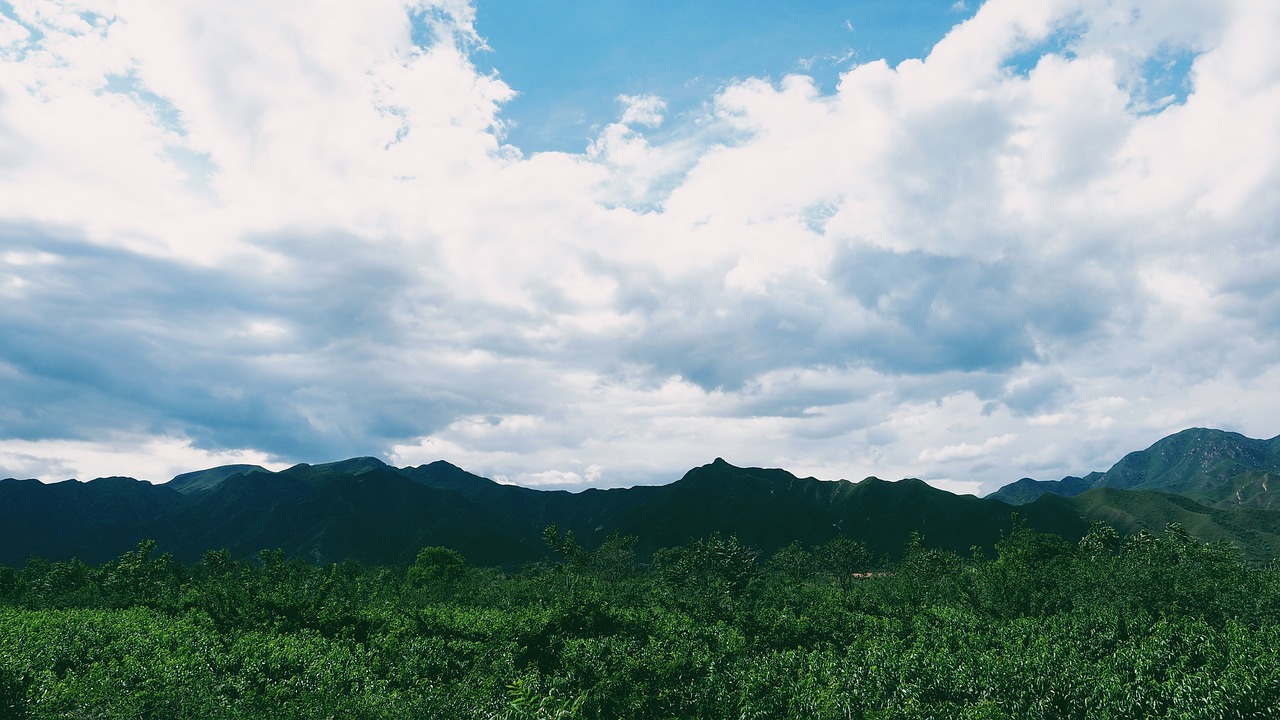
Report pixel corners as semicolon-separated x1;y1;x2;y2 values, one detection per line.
1100;428;1280;507
988;474;1099;504
167;464;267;494
1;457;1085;567
4;427;1279;567
990;428;1280;510
0;476;185;565
155;460;538;566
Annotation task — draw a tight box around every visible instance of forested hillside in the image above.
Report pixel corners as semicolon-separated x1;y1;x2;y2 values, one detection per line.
2;458;1094;567
2;523;1279;719
9;427;1280;567
989;428;1280;509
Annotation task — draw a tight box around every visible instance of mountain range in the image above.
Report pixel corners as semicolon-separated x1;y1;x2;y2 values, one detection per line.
3;427;1279;567
988;428;1280;509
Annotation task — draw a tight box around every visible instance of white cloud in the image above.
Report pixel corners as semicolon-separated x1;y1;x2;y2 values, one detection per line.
0;12;30;47
0;433;286;483
617;94;666;128
1;0;1278;498
919;434;1018;464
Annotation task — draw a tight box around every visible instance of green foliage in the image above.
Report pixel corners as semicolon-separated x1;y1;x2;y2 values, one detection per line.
409;546;468;599
1078;519;1120;557
541;524;588;603
4;525;1280;718
0;651;26;720
584;534;637;584
540;524;586;567
653;532;760;620
0;565;16;604
498;677;585;720
979;515;1077;617
102;539;185;609
816;535;873;591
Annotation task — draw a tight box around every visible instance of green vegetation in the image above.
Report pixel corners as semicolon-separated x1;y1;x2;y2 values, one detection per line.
2;522;1280;719
991;427;1280;512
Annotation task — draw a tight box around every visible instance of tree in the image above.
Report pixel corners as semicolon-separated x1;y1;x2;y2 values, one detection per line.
653;533;759;620
542;524;588;601
817;535;872;591
408;546;467;598
102;539;183;609
1115;523;1248;623
979;516;1077;617
586;534;638;584
1078;521;1120;558
892;531;967;610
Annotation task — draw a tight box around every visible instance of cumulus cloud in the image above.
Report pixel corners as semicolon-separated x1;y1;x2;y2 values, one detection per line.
1;0;1278;495
617;94;666;128
919;433;1017;464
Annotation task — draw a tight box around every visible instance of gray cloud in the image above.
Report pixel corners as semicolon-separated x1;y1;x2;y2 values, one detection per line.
829;243;1123;377
0;223;543;461
991;370;1074;416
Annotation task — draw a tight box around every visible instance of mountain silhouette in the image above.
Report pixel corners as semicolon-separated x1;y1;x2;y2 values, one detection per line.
4;427;1279;566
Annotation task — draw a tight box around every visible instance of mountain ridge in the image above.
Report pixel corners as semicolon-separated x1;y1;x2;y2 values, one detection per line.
0;458;1057;566
4;427;1279;566
988;428;1280;509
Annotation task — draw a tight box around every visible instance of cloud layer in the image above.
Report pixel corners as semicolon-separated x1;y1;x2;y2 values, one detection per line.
1;0;1278;494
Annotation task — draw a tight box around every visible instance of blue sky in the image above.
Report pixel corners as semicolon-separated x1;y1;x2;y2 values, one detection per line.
473;0;972;151
0;0;1277;493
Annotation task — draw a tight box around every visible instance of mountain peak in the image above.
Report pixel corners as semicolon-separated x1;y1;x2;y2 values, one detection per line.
1103;427;1279;493
8;430;1280;566
168;464;268;494
987;475;1096;505
311;457;390;475
989;427;1280;509
421;460;464;471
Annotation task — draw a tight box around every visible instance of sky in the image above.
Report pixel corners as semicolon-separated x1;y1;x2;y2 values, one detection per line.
0;0;1277;496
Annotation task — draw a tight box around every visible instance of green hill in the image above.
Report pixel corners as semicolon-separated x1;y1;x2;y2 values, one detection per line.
0;459;1077;567
990;428;1280;511
5;427;1280;566
988;474;1098;504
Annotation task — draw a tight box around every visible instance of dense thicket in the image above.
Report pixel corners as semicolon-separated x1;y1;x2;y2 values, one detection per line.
2;521;1279;719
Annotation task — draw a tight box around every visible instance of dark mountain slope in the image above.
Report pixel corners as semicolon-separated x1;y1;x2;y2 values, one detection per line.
5;427;1280;567
167;464;267;494
403;458;1088;559
561;460;1095;560
0;477;184;565
153;463;536;566
3;459;1062;566
1100;428;1280;499
1223;470;1280;509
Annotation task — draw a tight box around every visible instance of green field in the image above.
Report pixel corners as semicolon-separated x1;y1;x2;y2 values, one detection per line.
3;523;1279;719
